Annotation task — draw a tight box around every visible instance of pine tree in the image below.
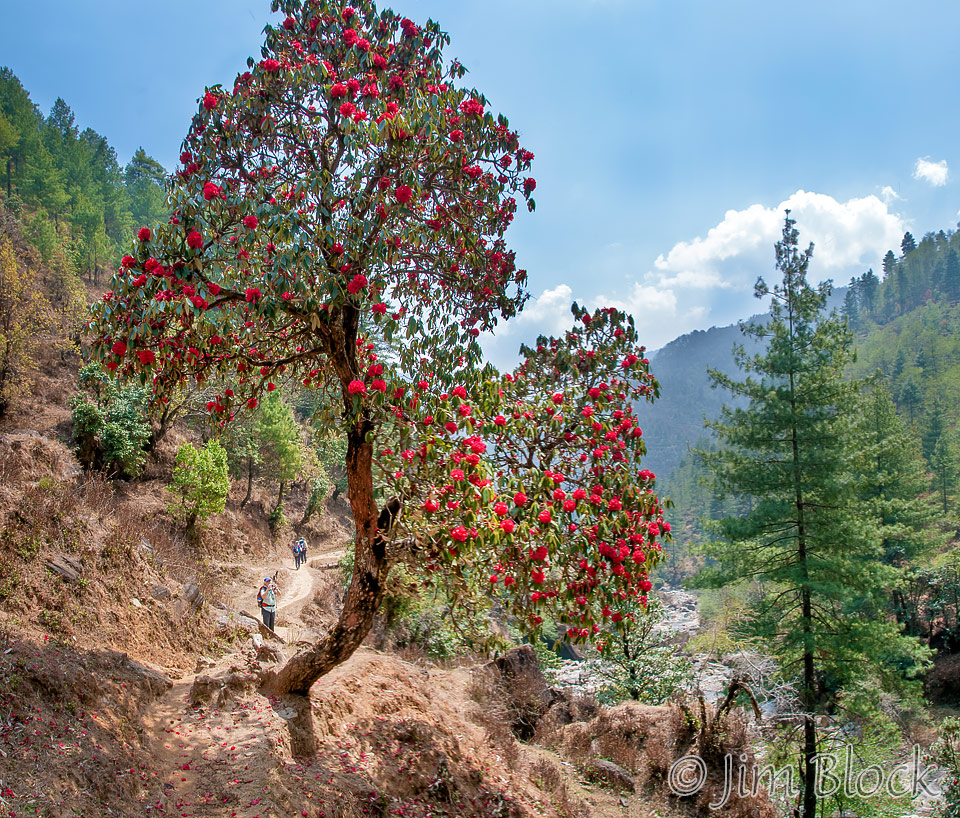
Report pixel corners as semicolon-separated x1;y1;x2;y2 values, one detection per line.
944;250;960;303
842;278;861;331
854;380;939;633
698;214;929;818
882;250;897;280
901;232;917;256
257;391;305;528
931;432;960;515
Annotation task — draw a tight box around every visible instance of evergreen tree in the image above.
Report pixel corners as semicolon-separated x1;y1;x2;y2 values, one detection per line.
931;431;960;515
854;380;939;633
257;391;305;528
901;231;917;256
897;379;922;423
124;147;167;229
855;267;879;317
944;250;960;303
698;214;929;818
922;399;947;462
842;278;861;330
882;250;897;280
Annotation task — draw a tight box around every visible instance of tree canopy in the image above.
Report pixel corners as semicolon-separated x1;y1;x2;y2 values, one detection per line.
86;0;669;695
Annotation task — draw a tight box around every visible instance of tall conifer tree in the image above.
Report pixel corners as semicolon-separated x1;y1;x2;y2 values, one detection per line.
698;214;929;818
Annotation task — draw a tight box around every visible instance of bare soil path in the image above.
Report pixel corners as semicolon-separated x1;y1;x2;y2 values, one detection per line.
134;535;346;815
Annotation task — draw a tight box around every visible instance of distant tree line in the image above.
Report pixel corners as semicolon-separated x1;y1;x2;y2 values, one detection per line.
0;67;168;283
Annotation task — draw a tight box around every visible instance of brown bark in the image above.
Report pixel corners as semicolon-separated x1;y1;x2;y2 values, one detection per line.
262;418;400;697
241;456;253;509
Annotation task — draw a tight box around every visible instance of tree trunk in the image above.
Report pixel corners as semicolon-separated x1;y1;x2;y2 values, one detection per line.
241;456;253;509
263;420;398;696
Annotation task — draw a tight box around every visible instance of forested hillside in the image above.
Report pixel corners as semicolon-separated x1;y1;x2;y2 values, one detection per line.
0;68;168;284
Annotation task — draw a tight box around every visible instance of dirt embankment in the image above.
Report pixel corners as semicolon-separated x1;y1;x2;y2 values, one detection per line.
0;373;770;818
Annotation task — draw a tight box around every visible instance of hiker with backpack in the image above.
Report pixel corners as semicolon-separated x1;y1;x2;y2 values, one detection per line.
291;538;301;569
257;576;278;630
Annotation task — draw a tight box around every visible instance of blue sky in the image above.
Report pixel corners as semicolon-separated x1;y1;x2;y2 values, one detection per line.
2;0;958;362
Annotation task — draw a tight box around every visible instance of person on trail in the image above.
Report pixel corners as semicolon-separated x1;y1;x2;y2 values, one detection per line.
298;537;308;567
257;576;278;631
291;539;301;569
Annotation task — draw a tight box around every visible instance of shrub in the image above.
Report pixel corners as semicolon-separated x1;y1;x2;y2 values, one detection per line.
167;440;229;540
70;363;151;478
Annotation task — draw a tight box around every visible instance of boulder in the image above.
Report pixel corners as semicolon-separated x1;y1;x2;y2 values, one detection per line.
584;759;636;792
181;583;204;610
45;555;82;582
150;584;172;601
190;671;258;707
257;643;285;665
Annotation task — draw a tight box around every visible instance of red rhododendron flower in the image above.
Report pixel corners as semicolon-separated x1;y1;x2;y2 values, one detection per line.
450;526;468;543
347;380;366;395
372;53;387;70
121;254;136;267
538;509;552;524
137;350;155;365
394;185;413;204
524;178;537;194
501;519;516;534
347;273;368;294
266;382;276;392
494;502;509;516
112;341;127;357
339;102;357;117
245;287;261;302
202;91;218;110
186;230;203;249
203;182;221;200
247;398;258;409
260;58;281;73
449;129;463;142
513;491;527;506
243;215;258;229
372;302;387;315
330;83;348;99
137;227;152;242
342;6;356;19
208;283;221;296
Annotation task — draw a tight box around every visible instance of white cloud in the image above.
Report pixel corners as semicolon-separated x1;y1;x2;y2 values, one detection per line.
881;185;900;205
913;157;949;187
483;189;908;362
592;282;677;322
649;190;905;294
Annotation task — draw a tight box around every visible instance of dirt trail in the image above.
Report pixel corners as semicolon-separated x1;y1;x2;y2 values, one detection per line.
135;536;344;815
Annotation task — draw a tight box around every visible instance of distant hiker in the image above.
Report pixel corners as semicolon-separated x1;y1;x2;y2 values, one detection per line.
298;537;308;566
291;539;301;569
257;576;277;630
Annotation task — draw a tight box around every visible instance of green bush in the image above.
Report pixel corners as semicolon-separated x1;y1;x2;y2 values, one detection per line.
595;598;693;705
70;363;151;478
166;440;229;540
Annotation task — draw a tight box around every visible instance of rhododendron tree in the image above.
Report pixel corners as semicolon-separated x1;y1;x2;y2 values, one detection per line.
86;0;669;696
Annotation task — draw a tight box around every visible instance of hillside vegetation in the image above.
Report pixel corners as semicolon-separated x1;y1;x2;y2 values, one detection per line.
0;66;780;818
